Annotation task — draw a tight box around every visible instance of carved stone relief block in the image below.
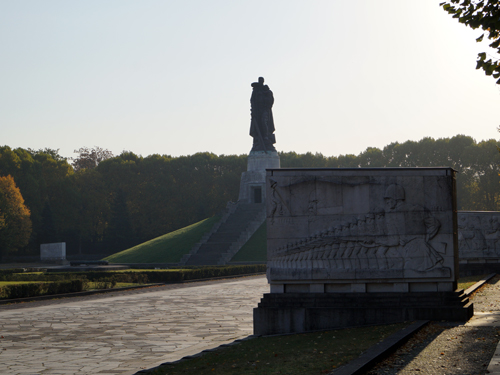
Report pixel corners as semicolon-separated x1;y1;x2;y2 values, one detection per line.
266;168;458;287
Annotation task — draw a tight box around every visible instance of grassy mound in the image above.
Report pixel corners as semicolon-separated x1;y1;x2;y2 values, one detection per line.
104;216;220;263
231;221;267;262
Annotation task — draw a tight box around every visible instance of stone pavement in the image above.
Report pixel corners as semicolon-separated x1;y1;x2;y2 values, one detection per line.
0;275;269;375
466;277;500;374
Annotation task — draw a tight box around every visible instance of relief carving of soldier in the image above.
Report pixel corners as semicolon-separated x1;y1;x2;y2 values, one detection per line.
378;184;443;271
270;183;446;273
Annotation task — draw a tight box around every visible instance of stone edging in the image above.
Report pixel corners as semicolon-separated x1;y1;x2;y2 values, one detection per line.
135;335;257;374
0;272;266;306
0;283;165;305
464;273;496;296
330;320;430;375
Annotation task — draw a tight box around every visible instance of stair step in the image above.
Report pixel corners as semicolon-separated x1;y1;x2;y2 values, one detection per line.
185;203;265;265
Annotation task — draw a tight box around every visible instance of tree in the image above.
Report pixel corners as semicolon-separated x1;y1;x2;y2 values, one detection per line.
0;175;32;258
72;146;114;171
28;148;67;162
38;201;58;244
440;1;500;84
105;189;135;253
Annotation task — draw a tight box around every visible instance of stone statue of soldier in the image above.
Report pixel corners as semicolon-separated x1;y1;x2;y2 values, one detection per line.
250;77;276;152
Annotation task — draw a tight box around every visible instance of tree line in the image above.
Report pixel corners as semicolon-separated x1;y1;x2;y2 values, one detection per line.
0;134;499;258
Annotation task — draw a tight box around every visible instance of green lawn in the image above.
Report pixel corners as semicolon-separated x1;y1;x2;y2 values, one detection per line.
457;274;488;290
104;216;220;263
150;323;408;375
231;221;267;262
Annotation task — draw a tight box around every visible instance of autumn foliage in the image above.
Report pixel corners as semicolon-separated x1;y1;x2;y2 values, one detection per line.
0;175;32;256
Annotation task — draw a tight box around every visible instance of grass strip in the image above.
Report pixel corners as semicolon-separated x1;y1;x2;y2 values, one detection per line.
104;216;220;263
231;221;267;262
0;281;50;286
149;323;408;375
457;274;488;290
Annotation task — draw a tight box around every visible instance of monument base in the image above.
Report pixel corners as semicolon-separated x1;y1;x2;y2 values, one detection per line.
238;151;280;204
253;291;473;335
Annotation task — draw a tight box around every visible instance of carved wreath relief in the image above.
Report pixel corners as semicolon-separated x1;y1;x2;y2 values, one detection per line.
268;178;450;274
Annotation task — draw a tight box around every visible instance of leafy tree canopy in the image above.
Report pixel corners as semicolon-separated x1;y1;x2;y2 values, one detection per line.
72;146;113;171
2;136;500;257
0;175;32;256
28;148;67;162
440;0;500;83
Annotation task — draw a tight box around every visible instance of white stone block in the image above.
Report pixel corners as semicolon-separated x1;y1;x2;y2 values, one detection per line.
40;242;66;260
270;284;284;293
310;284;325;293
351;283;366;293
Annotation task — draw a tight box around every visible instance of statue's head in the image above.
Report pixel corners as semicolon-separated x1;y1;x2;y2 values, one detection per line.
258;77;264;84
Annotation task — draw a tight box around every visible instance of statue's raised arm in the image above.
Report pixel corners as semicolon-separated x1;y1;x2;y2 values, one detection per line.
250;77;276;152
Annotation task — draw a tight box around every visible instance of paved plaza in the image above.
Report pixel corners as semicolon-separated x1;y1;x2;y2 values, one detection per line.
0;275;269;375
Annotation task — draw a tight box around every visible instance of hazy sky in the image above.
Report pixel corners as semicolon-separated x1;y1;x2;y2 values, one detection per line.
1;1;499;160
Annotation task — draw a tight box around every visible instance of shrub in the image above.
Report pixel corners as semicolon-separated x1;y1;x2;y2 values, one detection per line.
92;277;117;290
0;279;87;299
0;264;265;295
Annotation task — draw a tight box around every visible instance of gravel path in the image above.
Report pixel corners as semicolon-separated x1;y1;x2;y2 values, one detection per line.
366;277;500;375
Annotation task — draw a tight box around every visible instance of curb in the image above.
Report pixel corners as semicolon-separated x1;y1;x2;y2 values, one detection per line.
0;272;266;305
0;283;165;305
464;272;496;296
134;321;431;375
330;320;429;375
135;335;258;374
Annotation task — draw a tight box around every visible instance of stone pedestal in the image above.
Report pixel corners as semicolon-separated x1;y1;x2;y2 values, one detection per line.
238;151;280;204
254;291;472;335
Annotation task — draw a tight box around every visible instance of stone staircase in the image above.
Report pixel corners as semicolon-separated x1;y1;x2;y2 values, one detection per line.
182;202;266;266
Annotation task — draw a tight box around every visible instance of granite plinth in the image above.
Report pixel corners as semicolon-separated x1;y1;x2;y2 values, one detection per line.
254;291;473;335
238;151;280;204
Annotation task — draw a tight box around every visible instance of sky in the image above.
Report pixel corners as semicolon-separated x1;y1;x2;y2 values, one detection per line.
1;1;499;160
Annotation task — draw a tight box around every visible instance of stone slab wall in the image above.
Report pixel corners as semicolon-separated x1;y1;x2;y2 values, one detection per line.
266;168;458;293
458;211;500;262
40;242;66;260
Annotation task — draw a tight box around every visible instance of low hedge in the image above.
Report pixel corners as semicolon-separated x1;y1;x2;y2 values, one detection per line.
45;264;266;283
0;264;266;285
91;277;117;289
0;279;87;299
0;268;27;277
3;273;84;282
